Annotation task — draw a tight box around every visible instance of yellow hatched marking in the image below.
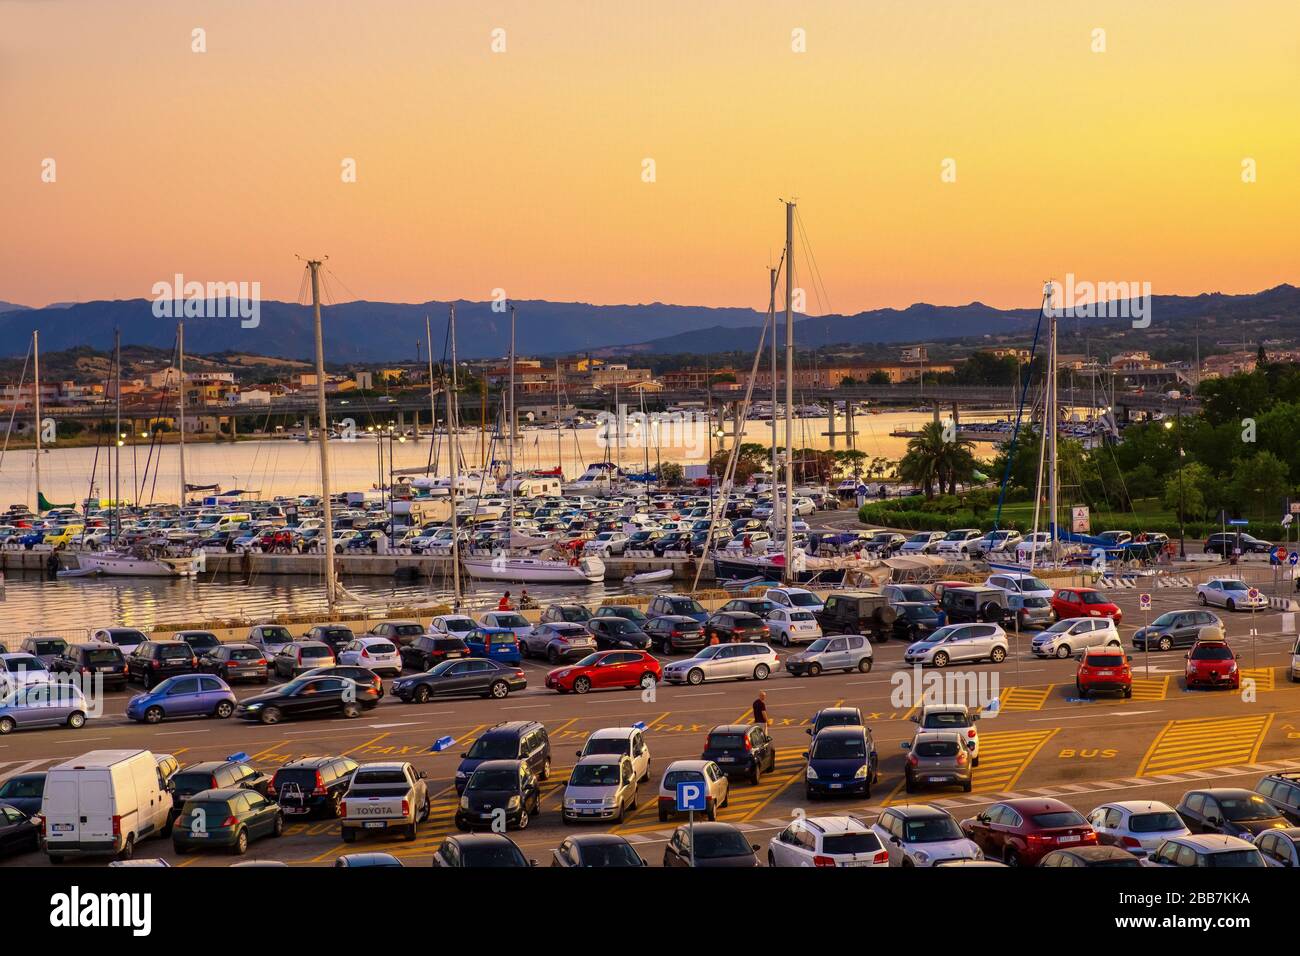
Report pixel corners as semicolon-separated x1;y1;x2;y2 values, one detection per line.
1129;676;1170;701
1240;667;1276;693
1137;714;1273;776
997;686;1054;712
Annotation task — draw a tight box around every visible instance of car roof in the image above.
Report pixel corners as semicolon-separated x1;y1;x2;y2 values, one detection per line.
280;756;342;768
998;797;1076;813
452;833;519;847
1056;846;1136;861
679;821;744;835
1099;800;1178;814
471;759;523;772
919;704;969;714
354;761;409;772
709;724;756;734
1184;787;1257;799
800;815;871;834
816;706;862;717
588;727;639;740
575;753;629;767
663;760;713;772
1172;834;1258;851
891;804;952;819
568;833;633;846
480;721;540;737
177;760;242;773
188;787;247;800
813;725;866;738
913;730;965;743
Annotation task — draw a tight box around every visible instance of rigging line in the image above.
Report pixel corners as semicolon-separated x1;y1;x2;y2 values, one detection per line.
793;208;832;317
0;340;32;477
992;291;1050;531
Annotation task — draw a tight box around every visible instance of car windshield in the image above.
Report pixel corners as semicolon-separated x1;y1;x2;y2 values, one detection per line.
262;627;292;641
897;587;933;602
1033;811;1087;828
494;615;527;628
904;817;963;842
1080;592;1109;604
1087;654;1125;667
584;739;630;757
1191;645;1233;660
693;831;752;859
0;777;43;797
3;655;43;672
907;534;932;543
570;764;622;786
575;843;642;866
158;645;194;660
460;845;527;867
442;619;474;633
86;649;123;665
172;772;216;792
607;608;647;622
467;769;519;791
465;738;518;760
787;592;819;607
1206;850;1267;867
924;626;961;644
1220;581;1248;591
670;599;705;615
813;736;866;759
707;734;746;750
1045;619;1080;635
922;712;971;729
1020;578;1050;591
804;638;831;653
1220;795;1276;821
1129;811;1184;833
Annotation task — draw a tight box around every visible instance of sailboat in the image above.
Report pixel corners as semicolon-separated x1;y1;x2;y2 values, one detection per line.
462;304;606;584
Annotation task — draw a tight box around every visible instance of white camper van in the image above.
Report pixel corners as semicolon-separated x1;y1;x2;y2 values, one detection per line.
42;749;172;862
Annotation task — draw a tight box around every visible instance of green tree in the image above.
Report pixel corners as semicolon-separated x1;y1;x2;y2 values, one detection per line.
898;421;978;497
1227;451;1289;517
1162;461;1209;521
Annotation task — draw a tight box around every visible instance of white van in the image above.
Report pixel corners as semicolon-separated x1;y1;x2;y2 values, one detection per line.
42;749;172;861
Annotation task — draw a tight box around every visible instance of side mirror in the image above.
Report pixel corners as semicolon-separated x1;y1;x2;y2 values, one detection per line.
900;741;912;752
575;750;583;757
801;752;809;760
805;727;813;736
417;771;427;780
459;752;468;758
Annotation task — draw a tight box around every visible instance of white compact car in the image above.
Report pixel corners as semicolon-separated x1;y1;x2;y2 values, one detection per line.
1196;578;1268;612
900;531;946;555
768;816;889;867
936;529;983;558
766;607;822;647
430;614;476;637
336;636;403;677
872;805;983;867
657;760;730;822
764;587;825;614
577;726;652;782
1031;617;1122;659
1086;801;1190;857
477;611;532;640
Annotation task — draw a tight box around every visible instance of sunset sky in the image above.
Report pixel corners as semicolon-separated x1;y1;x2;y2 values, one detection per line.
3;0;1298;315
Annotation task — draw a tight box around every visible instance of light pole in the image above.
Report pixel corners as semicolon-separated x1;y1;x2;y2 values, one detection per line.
1164;402;1187;559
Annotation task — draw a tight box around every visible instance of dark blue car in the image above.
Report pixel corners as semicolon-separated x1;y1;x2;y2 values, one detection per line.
804;725;878;799
465;627;522;664
125;674;237;724
0;773;45;816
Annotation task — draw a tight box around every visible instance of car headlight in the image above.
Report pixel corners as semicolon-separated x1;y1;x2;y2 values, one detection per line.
245;702;262;710
914;851;929;863
806;766;818;779
854;764;870;779
455;770;467;778
507;795;521;809
557;669;571;678
459;796;469;809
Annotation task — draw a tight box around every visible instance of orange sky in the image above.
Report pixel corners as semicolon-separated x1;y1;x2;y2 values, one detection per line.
2;0;1297;314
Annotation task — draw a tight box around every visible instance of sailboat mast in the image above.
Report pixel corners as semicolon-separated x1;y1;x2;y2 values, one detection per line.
555;359;562;472
114;328;122;530
783;200;796;581
507;303;516;546
768;266;778;498
177;321;186;505
32;330;41;514
425;315;436;451
447;304;461;605
1047;282;1059;555
307;261;336;612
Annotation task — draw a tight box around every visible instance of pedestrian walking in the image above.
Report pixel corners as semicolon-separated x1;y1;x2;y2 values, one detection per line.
752;691;771;735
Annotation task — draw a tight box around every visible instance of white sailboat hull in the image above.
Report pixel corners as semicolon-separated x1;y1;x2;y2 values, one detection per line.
462;555;605;584
75;551;199;577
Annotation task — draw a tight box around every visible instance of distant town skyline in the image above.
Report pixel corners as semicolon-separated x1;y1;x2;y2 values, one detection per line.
4;1;1298;313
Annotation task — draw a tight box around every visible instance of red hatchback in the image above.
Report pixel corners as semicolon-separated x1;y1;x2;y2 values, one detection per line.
546;650;663;695
961;798;1097;866
1075;646;1132;698
1050;587;1123;623
1185;638;1240;690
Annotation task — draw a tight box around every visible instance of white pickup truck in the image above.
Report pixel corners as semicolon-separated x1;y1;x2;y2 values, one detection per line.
339;762;430;843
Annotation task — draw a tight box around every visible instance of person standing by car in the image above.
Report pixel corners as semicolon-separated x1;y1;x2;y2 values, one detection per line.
752;692;770;735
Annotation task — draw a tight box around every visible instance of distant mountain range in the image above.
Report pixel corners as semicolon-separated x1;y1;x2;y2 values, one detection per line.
0;285;1295;362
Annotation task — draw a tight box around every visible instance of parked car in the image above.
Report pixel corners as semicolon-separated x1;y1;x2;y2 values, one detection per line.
643;615;707;655
1039;845;1141;867
0;653;50;695
42;750;171;862
431;833;534;868
339;761;430;843
1197;578;1268;611
702;611;770;644
366;620;427;647
912;705;981;763
561;754;639;824
0;803;40;858
1050;587;1123;623
1143;834;1265;867
335;852;403;868
904;622;1008;668
1204;532;1271;556
586;617;654;651
592;604;651;626
768;815;888;867
891;602;942;643
336;637;402;677
272;640;336;678
399;633;470;671
656;760;729;822
125;674;237;723
720;597;780;618
765;607;822;646
550;833;646;867
175;630;221;660
985;571;1054;601
1031;616;1122;659
1184;636;1241;690
1086;800;1190;856
662;643;779;685
19;636;68;668
464;626;522;664
1253;828;1300;868
235;674;380;723
1132;609;1222;651
0;683;88;735
247;624;296;660
540;603;594;625
0;773;45;816
806;706;864;737
804;725;877;799
647;593;709;623
663;821;760;867
269;756;358;818
430;615;477;638
393;658;526;702
1075;646;1133;698
521;622;595;663
577;726;652;781
764;587;825;614
1255;771;1300;824
455;759;541;831
455;721;551;795
303;625;356;656
170;760;271;813
701;724;776;785
49;641;127;690
903;730;973;793
172;787;283;855
784;635;873;676
871;804;983;866
935;528;983;558
961;798;1097;866
1175;788;1290;838
900;531;945;554
125;640;198;688
90;627;149;657
814;591;897;640
197;643;269;684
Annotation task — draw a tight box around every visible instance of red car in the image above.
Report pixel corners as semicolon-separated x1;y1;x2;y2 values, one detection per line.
545;650;662;695
961;798;1097;866
1185;637;1240;690
1050;587;1123;623
1075;646;1132;698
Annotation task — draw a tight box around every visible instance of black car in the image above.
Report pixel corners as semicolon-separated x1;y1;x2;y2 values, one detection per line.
540;604;593;625
702;611;770;644
1204;532;1271;556
170;760;272;812
0;773;45;816
663;822;760;867
804;725;878;799
335;852;403;867
806;706;865;737
305;625;356;655
720;598;779;618
551;834;646;867
393;658;526;703
400;634;470;671
0;803;39;858
432;833;534;868
126;640;198;688
893;602;942;642
269;756;359;818
652;532;694;557
454;759;541;832
644;615;706;655
702;724;777;784
234;674;381;724
586;617;652;651
50;641;128;690
455;721;551;795
297;664;386;699
592;605;651;626
1176;788;1290;838
19;636;68;668
1039;846;1141;867
1256;771;1300;825
198;643;269;684
176;630;221;659
172;787;283;855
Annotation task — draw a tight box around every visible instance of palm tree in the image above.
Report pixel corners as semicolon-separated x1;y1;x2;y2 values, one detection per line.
899;422;977;497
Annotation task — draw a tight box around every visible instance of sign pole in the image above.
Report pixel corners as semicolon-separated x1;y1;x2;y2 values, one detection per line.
688;806;695;868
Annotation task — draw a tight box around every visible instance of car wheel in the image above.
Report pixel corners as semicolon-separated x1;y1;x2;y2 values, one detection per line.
687;668;705;686
118;835;135;860
413;685;431;704
573;676;591;695
0;717;13;735
67;710;86;729
1226;598;1236;612
540;759;551;781
808;662;822;677
990;647;1007;664
405;822;418;841
932;652;949;668
259;706;282;725
858;657;873;673
143;706;164;724
751;765;762;785
1123;686;1132;699
1056;644;1071;659
214;700;234;719
658;805;669;822
142;672;154;690
753;664;770;681
517;806;530;830
962;779;972;793
1198;593;1207;606
341;702;362;718
547;647;560;664
1005;848;1020;867
272;814;284;837
639;673;656;689
904;774;916;794
779;632;790;647
340;826;356;843
1108;640;1121;649
1157;636;1173;651
330;793;343;818
487;679;511;700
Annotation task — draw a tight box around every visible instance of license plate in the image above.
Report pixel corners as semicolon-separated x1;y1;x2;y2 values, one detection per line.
927;775;950;783
283;807;307;814
1059;834;1080;843
1096;670;1114;676
190;831;209;839
830;783;842;789
364;821;386;829
718;757;734;762
53;823;73;833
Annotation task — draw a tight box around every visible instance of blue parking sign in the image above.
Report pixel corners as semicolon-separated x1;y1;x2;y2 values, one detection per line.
676;781;707;812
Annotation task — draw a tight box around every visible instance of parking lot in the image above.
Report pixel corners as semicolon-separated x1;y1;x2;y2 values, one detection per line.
2;583;1297;866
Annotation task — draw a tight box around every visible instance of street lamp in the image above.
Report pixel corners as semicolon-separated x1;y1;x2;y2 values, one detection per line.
1164;407;1187;559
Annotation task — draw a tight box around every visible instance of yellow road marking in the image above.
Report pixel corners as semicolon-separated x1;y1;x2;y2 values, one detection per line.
1129;676;1170;701
342;732;389;756
1241;667;1276;693
1137;714;1274;776
997;685;1054;712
